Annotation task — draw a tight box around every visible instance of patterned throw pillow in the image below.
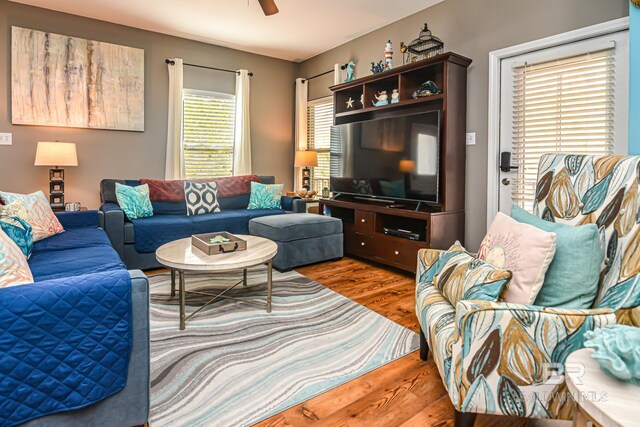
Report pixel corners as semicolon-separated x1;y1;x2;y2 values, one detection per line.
478;212;557;305
248;182;284;210
0;216;33;259
0;191;64;242
426;241;512;307
115;183;154;220
184;181;221;216
0;227;34;288
0;200;31;224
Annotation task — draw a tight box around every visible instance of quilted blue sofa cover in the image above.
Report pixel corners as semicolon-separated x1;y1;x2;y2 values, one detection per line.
0;211;149;427
100;176;305;270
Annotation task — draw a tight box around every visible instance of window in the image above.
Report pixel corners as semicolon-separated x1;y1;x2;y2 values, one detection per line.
182;89;236;179
307;97;333;193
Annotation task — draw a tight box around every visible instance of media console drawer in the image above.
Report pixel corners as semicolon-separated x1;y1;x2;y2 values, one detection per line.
345;231;373;257
355;211;374;233
373;235;426;271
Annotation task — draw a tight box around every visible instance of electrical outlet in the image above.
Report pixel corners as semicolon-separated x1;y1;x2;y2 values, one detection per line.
466;132;476;146
0;133;12;146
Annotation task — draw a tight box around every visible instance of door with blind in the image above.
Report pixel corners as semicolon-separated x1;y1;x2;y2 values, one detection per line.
498;32;629;214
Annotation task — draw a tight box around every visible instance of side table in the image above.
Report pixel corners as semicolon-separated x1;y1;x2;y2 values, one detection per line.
566;348;640;427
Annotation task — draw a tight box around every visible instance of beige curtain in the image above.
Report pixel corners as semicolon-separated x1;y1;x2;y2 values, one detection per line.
294;78;308;190
233;69;252;175
165;58;184;179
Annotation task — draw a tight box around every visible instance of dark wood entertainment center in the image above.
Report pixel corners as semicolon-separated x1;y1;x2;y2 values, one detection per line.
320;52;471;273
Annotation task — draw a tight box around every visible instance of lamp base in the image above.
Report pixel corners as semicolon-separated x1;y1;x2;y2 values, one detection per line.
302;167;311;190
49;167;65;211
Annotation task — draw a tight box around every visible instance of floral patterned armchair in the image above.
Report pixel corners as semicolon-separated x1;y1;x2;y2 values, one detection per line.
415;154;640;426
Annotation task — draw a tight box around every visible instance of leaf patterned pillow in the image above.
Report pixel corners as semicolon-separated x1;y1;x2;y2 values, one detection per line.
0;216;33;259
0;191;64;242
248;182;284;210
0;227;34;288
430;241;512;307
115;183;154;220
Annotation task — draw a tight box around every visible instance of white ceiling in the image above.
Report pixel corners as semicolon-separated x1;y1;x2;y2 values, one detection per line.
9;0;445;62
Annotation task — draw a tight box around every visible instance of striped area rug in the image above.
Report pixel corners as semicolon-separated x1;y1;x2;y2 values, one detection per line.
148;268;418;426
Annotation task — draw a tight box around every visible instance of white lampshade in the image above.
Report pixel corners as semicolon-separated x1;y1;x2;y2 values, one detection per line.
34;142;78;167
294;150;318;167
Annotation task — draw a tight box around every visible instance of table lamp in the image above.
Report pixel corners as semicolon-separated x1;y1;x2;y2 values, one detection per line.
34;141;78;210
294;150;318;190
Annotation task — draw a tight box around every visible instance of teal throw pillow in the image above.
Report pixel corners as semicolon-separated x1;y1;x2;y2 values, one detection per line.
0;216;33;259
248;182;284;210
115;183;154;220
511;205;603;309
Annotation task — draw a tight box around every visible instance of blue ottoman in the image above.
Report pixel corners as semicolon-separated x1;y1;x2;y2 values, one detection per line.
249;213;343;271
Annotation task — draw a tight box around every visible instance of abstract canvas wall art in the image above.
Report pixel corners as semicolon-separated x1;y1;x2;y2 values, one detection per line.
11;27;145;131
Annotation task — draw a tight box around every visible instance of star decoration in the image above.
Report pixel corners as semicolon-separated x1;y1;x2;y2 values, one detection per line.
346;97;354;109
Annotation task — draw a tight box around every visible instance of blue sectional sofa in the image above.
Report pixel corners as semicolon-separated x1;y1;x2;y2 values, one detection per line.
100;176;305;270
1;210;150;427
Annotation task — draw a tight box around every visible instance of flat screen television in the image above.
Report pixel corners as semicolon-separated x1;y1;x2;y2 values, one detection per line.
330;111;441;205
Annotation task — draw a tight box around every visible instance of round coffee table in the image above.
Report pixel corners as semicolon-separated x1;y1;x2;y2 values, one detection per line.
156;234;278;330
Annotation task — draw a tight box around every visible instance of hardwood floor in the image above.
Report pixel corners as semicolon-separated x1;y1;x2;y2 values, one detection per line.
255;257;568;427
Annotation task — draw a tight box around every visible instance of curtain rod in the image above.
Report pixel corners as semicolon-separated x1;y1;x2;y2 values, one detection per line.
165;59;253;76
302;64;348;83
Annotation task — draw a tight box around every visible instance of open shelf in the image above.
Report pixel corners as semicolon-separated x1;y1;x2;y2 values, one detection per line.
335;94;444;118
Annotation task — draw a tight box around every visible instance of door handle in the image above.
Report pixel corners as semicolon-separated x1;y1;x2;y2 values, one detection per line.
500;152;518;172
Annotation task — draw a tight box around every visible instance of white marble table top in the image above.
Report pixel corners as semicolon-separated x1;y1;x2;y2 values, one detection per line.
155;234;277;272
566;348;640;427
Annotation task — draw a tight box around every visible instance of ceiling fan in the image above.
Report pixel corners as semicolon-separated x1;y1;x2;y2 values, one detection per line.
257;0;279;16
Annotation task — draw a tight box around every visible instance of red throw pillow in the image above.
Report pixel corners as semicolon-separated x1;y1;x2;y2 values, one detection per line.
216;175;261;197
140;175;261;202
139;179;185;202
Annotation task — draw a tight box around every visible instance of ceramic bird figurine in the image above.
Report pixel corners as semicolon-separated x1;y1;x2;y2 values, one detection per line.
400;42;409;65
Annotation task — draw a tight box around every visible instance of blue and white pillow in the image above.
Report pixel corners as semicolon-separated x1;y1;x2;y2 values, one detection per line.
248;182;284;210
0;216;33;259
185;181;221;216
115;183;154;220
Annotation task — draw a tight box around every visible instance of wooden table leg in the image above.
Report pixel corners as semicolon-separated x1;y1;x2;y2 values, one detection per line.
267;260;272;313
179;270;186;330
171;269;176;297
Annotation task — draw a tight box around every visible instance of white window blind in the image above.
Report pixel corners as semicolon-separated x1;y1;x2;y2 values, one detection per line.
182;89;236;179
307;97;333;193
511;48;615;210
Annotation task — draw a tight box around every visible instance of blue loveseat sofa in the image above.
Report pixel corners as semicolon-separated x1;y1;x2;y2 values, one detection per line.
1;210;149;427
100;176;305;270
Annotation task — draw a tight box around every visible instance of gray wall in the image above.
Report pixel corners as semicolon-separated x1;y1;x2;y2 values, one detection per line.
299;0;629;250
0;0;297;208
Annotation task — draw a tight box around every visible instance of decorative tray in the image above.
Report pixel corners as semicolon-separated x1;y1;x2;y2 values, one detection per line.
191;232;247;256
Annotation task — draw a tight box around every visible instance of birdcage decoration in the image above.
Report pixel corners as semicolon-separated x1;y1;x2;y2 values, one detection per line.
406;23;444;63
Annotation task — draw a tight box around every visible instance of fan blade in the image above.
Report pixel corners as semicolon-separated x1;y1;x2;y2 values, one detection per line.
258;0;279;15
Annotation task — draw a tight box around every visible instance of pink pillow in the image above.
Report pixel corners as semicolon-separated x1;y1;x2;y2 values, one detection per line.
478;212;556;304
